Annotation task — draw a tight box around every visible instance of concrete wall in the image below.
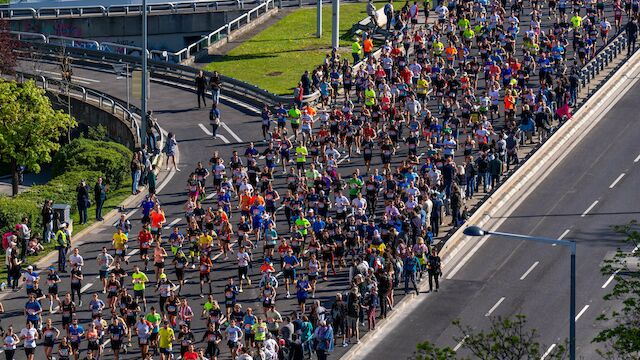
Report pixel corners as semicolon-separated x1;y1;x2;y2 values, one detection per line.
10;9;246;51
46;93;137;149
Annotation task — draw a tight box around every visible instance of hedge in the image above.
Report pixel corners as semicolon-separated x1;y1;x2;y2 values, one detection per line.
52;138;132;188
0;138;134;234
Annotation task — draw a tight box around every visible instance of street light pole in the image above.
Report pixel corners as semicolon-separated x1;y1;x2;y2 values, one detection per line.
331;0;339;49
140;0;148;148
462;226;576;360
316;0;322;38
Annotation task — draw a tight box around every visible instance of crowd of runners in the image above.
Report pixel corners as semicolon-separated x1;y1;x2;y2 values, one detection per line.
2;0;638;359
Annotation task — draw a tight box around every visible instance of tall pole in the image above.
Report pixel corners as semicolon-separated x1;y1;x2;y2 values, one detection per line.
140;0;148;148
316;0;322;38
464;227;577;360
331;0;339;49
570;241;576;360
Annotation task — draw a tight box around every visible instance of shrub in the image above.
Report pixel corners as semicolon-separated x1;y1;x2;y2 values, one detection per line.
0;196;41;234
18;170;102;213
51;138;132;188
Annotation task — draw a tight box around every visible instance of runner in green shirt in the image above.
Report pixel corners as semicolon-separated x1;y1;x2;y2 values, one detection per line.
347;172;364;200
295;142;308;175
288;105;302;140
132;265;149;311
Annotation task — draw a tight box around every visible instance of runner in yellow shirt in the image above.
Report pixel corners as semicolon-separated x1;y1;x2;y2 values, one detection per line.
198;232;214;253
112;228;128;264
158;321;175;360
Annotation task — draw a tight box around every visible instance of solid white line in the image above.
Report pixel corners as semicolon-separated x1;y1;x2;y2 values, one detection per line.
540;344;556;359
337;154;349;164
221;122;243;143
199;123;213;136
520;261;540;280
206;192;217;200
103;339;111;347
164;218;181;229
446;235;490;279
602;269;620;288
609;173;625;188
485;297;505;317
575;305;590;321
124;249;139;262
634;153;640;163
453;335;468;351
80;283;93;293
581;200;598;217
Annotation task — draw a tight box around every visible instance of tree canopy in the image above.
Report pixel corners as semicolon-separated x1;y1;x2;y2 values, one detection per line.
0;79;77;195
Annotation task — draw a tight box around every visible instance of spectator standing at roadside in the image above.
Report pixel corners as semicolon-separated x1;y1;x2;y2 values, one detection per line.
76;180;90;225
146;111;158;153
17;217;30;261
352;37;362;64
55;222;70;273
627;18;638;55
367;0;379;30
41;200;54;244
195;71;207;108
94;178;108;222
209;71;222;105
383;0;394;31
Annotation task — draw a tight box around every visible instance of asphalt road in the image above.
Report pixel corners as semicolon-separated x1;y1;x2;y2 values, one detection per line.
352;70;640;360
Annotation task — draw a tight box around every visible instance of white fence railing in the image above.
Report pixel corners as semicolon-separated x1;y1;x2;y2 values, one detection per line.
9;0;276;64
1;0;254;19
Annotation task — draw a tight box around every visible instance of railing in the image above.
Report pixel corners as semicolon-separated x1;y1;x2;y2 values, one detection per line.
13;71;143;147
435;29;637;251
0;0;251;19
8;0;276;64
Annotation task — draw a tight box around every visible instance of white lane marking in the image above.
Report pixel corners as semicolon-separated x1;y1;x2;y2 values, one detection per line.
558;229;570;239
453;335;468;351
609;173;626;188
602;269;620;288
80;283;94;293
581;200;598;217
634;153;640;163
275;271;283;278
218;134;231;144
485;297;505;317
555;229;571;247
221;122;243;143
541;344;556;359
124;248;140;262
519;261;540;280
199;123;213;136
211;241;237;261
337;154;350;164
36;72;92;85
446;235;490;279
206;192;217;200
164;218;181;229
575;305;590;321
39;69;101;83
103;339;111;347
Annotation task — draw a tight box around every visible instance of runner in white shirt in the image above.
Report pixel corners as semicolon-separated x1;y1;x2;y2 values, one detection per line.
236;246;252;292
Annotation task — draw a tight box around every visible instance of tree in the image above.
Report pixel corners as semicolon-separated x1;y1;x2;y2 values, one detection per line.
415;315;566;360
592;221;640;360
0;19;18;75
0;80;77;196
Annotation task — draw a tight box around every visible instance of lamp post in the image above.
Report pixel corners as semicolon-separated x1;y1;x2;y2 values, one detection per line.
140;0;148;148
462;225;576;360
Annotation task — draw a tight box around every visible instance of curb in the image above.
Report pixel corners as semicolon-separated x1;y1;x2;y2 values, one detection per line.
339;49;640;360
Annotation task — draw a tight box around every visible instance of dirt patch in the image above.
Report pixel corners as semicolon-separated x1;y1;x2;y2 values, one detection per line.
267;71;283;76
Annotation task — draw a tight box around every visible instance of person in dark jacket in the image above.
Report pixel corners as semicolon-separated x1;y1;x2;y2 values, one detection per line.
76;180;90;225
41;199;54;243
488;154;503;189
195;70;207;108
94;177;108;221
626;18;638;55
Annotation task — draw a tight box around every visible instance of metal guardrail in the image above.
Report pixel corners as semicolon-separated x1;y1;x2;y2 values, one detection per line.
0;0;252;19
9;0;276;64
13;71;143;147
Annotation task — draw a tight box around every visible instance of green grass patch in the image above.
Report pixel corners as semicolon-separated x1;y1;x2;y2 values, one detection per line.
206;1;385;95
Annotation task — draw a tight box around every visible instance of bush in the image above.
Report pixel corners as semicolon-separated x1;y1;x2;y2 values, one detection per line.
0;196;41;234
51;138;132;188
18;170;102;213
